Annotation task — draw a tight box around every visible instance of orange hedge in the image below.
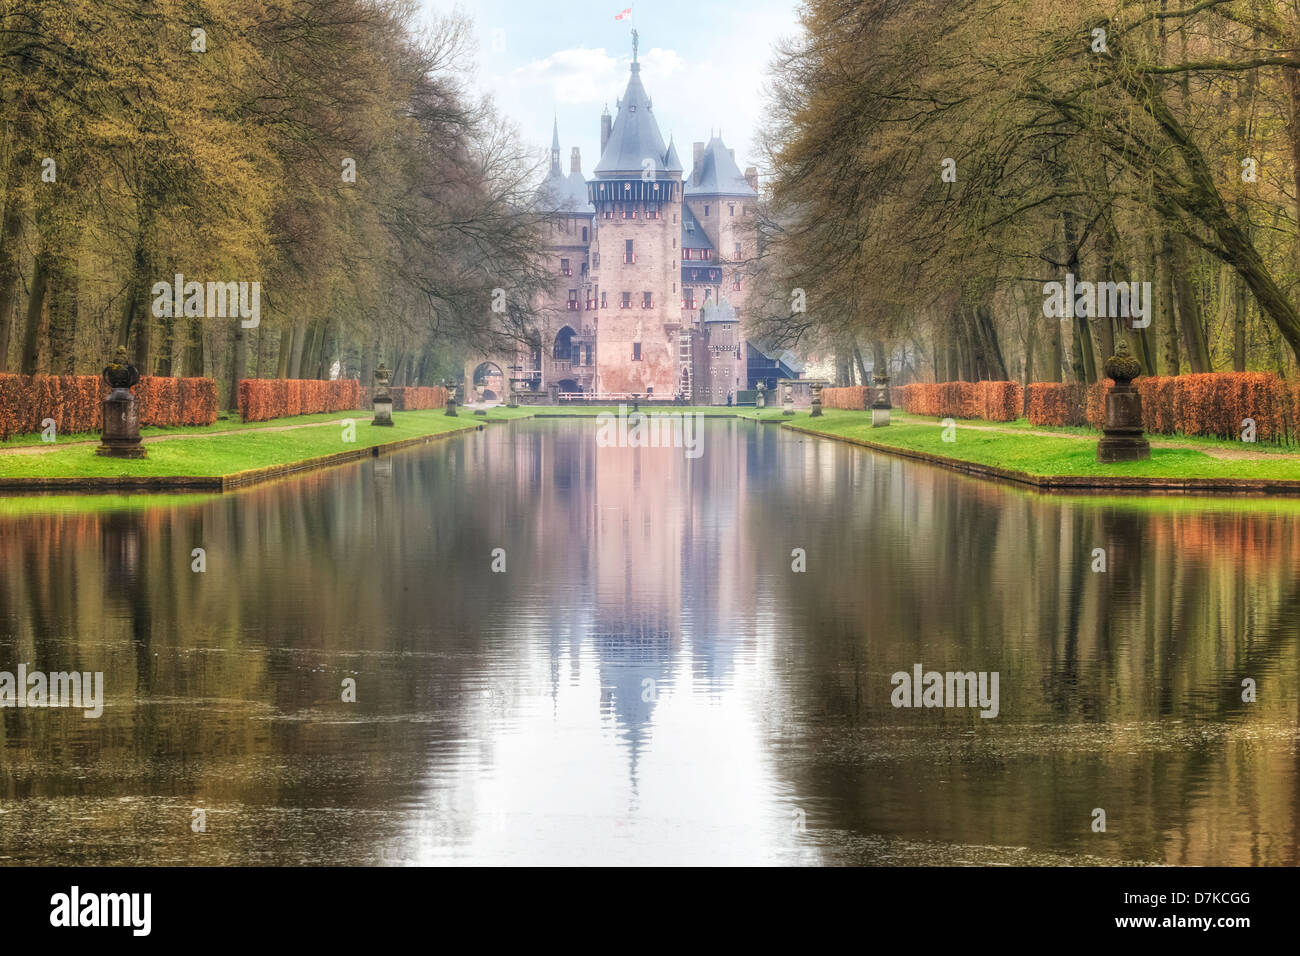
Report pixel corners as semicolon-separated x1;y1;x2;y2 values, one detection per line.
1084;372;1288;441
1025;383;1089;427
898;381;1022;421
362;385;448;410
820;386;871;410
0;373;217;440
237;378;362;422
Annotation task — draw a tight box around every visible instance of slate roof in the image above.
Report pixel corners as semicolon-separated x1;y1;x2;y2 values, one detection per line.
686;136;757;197
680;204;713;251
594;63;674;178
701;298;738;324
535;120;594;214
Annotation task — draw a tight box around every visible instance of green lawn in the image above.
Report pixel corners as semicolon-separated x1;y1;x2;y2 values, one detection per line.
775;409;1300;481
0;409;494;479
0;407;388;447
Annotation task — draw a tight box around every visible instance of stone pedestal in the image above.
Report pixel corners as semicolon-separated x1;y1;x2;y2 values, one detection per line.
871;378;892;428
96;348;146;458
1097;384;1150;462
371;363;394;425
1097;340;1150;463
782;383;794;416
96;390;147;458
810;383;823;417
756;387;766;409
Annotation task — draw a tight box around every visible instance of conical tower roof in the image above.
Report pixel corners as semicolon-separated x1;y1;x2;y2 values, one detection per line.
686;136;756;197
594;60;671;178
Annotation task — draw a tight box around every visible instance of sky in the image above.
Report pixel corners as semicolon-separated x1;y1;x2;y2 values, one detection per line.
417;0;804;188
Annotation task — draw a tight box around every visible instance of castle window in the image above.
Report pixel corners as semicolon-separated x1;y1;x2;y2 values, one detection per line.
601;291;607;308
704;204;710;217
621;292;632;309
624;240;635;264
734;242;742;259
582;227;588;241
673;214;678;224
647;204;659;219
567;290;578;310
632;342;642;361
733;275;742;291
642;292;653;309
560;258;571;276
729;204;735;216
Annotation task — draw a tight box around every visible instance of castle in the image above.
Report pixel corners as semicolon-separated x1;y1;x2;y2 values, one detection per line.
503;34;799;405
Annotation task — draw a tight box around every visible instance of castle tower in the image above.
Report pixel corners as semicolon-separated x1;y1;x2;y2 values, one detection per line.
684;136;758;402
535;120;596;395
588;34;683;397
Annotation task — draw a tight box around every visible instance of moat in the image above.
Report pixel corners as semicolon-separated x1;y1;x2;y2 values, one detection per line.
1;419;1296;865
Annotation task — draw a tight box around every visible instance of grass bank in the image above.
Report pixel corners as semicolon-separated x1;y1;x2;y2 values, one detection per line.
766;409;1300;484
0;409;498;481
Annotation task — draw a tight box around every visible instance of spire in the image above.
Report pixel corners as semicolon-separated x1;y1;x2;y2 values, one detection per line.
664;134;683;173
594;42;670;177
550;115;561;176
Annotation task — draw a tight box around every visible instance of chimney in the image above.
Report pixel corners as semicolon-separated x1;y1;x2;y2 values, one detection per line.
600;107;612;155
745;166;758;192
571;147;581;174
692;141;705;184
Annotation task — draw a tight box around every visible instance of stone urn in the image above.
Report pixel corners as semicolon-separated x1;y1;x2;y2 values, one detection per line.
810;381;824;417
1097;340;1150;462
96;346;146;458
871;373;891;428
371;362;394;426
444;380;458;416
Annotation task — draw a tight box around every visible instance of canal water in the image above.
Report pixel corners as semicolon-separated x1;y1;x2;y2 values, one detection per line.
0;419;1296;865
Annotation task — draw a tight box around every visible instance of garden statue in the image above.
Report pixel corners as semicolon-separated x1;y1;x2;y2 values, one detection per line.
1097;339;1150;462
96;346;146;458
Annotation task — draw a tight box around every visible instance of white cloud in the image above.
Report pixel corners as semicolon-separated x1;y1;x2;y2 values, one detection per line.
511;47;621;105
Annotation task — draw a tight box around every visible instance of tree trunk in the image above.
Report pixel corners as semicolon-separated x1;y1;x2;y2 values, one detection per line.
227;321;247;411
1170;234;1211;372
19;251;50;375
0;192;22;372
277;325;293;378
47;253;78;375
1233;276;1248;372
183;318;204;377
1159;232;1181;375
288;321;308;378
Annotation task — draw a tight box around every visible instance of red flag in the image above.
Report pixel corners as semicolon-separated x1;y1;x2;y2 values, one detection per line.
615;8;632;20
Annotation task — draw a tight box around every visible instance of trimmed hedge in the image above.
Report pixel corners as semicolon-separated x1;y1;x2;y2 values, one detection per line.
361;385;448;410
1025;382;1089;427
0;373;217;440
1084;372;1288;442
897;381;1023;421
820;385;872;410
237;378;362;422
